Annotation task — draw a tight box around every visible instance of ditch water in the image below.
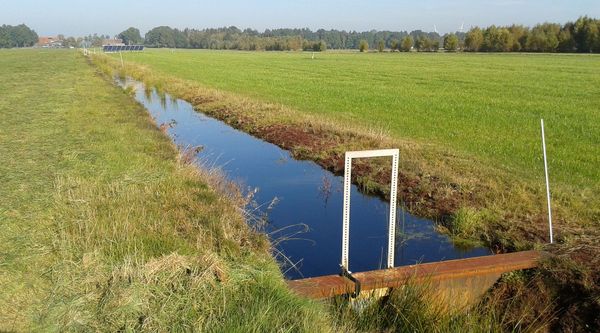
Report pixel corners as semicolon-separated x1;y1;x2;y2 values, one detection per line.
116;77;491;280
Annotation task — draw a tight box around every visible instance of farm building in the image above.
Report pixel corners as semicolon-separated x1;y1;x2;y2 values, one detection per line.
37;36;63;48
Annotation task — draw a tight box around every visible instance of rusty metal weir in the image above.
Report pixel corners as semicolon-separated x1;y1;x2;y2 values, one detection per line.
287;251;543;301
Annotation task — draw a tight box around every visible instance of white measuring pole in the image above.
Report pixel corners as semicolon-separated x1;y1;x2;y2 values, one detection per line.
119;51;124;67
541;119;553;243
341;154;352;270
341;149;400;270
388;151;399;267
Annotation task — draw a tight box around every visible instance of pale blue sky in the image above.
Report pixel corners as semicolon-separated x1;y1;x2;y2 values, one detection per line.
2;0;599;36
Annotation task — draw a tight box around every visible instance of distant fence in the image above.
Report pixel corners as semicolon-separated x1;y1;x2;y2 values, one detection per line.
103;45;144;53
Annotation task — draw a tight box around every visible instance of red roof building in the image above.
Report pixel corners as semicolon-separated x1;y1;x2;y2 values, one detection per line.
37;36;63;47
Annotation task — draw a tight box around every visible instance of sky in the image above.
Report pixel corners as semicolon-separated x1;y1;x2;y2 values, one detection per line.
2;0;599;37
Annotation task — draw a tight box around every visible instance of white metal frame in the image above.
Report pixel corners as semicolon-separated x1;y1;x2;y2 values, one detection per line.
341;149;400;271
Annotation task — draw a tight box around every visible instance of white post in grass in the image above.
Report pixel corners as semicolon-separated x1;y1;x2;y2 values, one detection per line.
119;51;124;68
541;119;553;243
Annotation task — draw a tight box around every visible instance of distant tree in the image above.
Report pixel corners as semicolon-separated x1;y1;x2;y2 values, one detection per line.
525;23;560;52
413;37;421;50
64;36;78;48
431;39;440;51
592;20;600;52
0;24;38;48
377;39;385;52
482;26;512;52
145;26;177;48
302;40;312;51
86;33;105;47
359;39;368;52
414;36;423;51
558;23;576;52
318;40;327;51
525;30;545;52
287;36;303;50
118;27;143;45
594;22;600;52
390;39;398;51
173;29;188;48
416;36;434;51
307;40;327;51
0;26;13;48
443;33;459;51
508;25;528;51
573;16;600;53
400;36;413;51
7;24;38;47
464;27;483;51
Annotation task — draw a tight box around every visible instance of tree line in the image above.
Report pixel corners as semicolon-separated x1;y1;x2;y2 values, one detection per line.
0;24;104;49
128;16;599;53
2;17;599;53
0;24;38;48
135;25;440;51
463;16;600;53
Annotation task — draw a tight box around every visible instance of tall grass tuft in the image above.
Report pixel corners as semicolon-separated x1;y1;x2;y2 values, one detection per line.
329;276;553;333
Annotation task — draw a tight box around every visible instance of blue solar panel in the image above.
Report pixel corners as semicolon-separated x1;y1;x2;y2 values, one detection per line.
102;45;144;53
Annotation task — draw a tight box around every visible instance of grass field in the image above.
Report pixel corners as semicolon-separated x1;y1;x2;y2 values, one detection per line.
119;50;600;188
0;49;330;331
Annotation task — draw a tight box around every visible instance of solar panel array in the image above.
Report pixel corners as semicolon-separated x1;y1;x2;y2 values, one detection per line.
103;45;144;53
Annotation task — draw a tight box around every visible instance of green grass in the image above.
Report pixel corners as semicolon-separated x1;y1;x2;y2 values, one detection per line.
0;49;330;332
119;50;600;189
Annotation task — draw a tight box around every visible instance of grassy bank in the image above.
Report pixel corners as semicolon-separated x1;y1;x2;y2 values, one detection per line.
97;50;598;252
0;49;330;331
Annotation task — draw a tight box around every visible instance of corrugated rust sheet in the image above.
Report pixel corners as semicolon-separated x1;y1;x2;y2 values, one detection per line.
287;251;543;299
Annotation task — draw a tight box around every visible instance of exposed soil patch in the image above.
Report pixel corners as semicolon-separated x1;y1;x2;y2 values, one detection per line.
256;123;339;153
486;241;600;332
200;106;472;226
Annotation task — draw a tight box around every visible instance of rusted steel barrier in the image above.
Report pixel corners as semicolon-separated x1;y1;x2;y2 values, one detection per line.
287;251;543;301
